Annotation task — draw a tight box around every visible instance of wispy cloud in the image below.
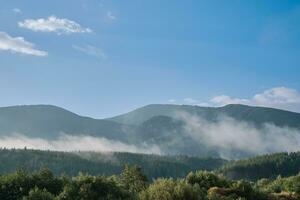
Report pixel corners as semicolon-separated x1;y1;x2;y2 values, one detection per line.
210;87;300;112
0;31;47;56
107;11;116;20
168;99;176;104
18;16;92;35
12;8;21;14
183;98;198;104
72;44;106;59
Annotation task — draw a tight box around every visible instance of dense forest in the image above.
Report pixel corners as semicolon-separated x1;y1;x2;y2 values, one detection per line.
1;149;300;199
0;149;226;179
2;149;300;182
220;152;300;180
0;149;300;200
1;166;300;200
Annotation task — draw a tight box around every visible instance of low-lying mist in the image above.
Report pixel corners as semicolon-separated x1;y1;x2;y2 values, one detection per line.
1;112;300;160
0;134;162;155
177;112;300;159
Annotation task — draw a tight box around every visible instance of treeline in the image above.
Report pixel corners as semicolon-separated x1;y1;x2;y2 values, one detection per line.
220;152;300;180
1;166;300;200
0;149;226;179
2;149;300;182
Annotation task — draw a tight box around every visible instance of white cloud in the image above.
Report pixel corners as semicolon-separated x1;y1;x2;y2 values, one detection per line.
107;11;116;20
196;102;211;107
211;95;250;105
184;98;198;104
12;8;21;14
210;87;300;112
0;31;47;56
72;44;106;59
18;16;92;34
253;87;300;104
168;99;176;104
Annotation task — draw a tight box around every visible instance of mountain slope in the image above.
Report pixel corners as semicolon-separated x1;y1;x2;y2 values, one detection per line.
0;105;131;141
220;104;300;128
220;152;300;180
110;104;300;128
109;104;217;125
0;104;300;158
109;104;300;158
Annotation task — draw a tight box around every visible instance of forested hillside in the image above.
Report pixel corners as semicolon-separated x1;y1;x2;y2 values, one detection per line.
220;152;300;180
0;149;225;179
2;149;300;182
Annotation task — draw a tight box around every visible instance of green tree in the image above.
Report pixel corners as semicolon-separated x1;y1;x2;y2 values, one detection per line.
23;187;55;200
32;168;63;195
139;178;205;200
0;169;33;200
120;165;148;193
186;171;230;190
57;173;129;200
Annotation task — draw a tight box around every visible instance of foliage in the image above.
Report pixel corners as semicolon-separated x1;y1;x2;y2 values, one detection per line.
186;171;230;190
23;187;55;200
0;149;226;179
120;165;148;195
56;174;129;200
220;152;300;180
139;178;206;200
0;163;300;200
257;173;300;194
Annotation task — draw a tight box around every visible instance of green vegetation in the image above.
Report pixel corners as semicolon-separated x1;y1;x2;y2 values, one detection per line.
1;167;300;200
3;149;300;182
220;152;300;180
1;150;300;199
0;149;226;179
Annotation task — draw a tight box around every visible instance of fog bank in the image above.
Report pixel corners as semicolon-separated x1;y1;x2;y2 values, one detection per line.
177;112;300;158
0;134;162;155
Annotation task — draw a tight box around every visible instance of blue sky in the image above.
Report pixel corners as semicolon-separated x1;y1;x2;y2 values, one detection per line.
1;0;300;118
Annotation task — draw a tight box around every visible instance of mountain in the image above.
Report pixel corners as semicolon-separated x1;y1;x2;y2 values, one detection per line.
110;104;300;157
110;104;300;128
0;105;132;141
0;104;300;158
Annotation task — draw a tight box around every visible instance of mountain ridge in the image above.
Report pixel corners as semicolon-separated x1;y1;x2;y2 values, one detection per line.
0;103;300;158
110;103;300;128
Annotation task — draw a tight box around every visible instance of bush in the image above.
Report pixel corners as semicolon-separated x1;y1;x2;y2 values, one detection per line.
0;169;34;200
23;187;55;200
139;178;206;200
186;171;230;190
57;173;130;200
